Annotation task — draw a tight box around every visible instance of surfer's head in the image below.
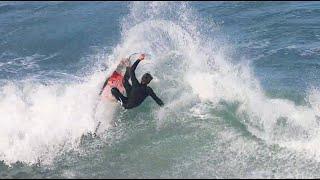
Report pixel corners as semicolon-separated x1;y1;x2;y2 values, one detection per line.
141;73;153;85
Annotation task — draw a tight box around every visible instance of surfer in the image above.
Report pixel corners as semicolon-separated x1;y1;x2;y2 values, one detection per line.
99;58;129;96
111;54;164;109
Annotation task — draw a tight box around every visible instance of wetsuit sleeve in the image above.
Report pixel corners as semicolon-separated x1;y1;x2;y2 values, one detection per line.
123;67;131;87
130;59;141;86
99;77;110;95
147;87;164;106
123;67;132;95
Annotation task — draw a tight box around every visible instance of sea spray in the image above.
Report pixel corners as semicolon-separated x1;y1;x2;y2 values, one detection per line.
1;3;320;176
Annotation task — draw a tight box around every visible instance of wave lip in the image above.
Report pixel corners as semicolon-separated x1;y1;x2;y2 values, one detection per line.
1;2;320;175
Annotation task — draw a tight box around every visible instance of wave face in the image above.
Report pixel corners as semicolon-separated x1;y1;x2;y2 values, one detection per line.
1;1;320;178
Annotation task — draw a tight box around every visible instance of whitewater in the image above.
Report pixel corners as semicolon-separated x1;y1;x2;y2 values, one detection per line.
1;1;320;178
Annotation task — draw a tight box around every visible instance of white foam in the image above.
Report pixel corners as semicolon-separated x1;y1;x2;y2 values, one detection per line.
0;70;119;165
2;1;320;166
120;2;320;160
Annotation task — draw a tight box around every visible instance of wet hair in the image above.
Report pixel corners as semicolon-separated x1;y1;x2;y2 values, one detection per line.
141;73;153;85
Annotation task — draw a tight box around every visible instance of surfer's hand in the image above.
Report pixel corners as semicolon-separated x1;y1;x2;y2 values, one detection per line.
138;54;145;60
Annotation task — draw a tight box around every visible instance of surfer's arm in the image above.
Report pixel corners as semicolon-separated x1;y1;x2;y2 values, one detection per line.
123;67;131;86
130;59;142;86
99;77;110;95
147;87;164;106
123;67;132;93
124;67;130;82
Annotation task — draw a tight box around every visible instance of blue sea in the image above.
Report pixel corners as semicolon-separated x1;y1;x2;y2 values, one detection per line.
1;1;320;178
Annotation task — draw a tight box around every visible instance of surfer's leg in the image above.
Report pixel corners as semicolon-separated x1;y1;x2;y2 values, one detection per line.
111;87;128;105
123;67;132;95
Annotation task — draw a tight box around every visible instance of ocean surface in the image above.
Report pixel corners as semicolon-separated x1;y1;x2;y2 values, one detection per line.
1;1;320;178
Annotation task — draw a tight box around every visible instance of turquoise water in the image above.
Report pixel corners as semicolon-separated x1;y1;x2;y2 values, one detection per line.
1;2;320;178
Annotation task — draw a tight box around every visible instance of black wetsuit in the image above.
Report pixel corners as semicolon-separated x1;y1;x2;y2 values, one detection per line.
111;59;164;109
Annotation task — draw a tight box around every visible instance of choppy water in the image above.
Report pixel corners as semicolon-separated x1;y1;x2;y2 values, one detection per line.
1;1;320;178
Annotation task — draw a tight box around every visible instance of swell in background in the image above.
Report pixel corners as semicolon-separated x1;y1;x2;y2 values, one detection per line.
1;2;320;178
